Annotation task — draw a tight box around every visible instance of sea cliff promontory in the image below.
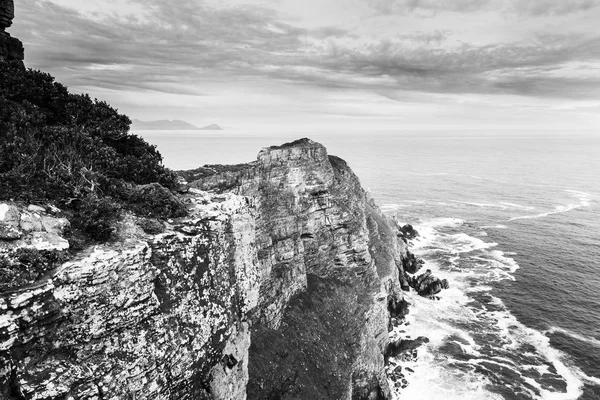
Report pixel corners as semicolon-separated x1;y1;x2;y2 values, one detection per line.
1;138;416;399
0;2;449;397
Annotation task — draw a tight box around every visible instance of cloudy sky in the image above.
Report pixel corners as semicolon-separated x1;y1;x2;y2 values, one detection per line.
11;0;600;131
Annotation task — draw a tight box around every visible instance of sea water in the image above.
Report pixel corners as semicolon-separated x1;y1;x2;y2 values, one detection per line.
136;129;600;400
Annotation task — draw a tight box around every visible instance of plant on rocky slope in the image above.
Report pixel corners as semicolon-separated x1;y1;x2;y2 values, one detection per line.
0;61;186;242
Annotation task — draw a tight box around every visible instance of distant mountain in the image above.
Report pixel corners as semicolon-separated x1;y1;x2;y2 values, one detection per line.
198;124;223;131
131;119;223;131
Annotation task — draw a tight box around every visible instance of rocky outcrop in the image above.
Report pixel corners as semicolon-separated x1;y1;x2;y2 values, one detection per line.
0;139;411;399
188;139;407;399
0;191;259;399
0;0;13;29
0;0;23;62
402;251;424;274
408;269;450;297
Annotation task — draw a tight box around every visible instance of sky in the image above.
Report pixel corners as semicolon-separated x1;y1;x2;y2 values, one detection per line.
10;0;600;131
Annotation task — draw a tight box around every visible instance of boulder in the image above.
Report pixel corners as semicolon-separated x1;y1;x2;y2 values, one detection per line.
41;216;70;236
397;224;419;240
402;251;423;274
0;203;19;226
19;212;43;232
410;269;450;297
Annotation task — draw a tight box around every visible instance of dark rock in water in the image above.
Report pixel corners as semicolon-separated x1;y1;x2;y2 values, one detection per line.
402;251;423;274
385;336;429;361
388;295;410;318
397;224;419;240
410;269;450;297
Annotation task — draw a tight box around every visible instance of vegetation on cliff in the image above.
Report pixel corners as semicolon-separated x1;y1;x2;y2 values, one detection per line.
0;61;185;241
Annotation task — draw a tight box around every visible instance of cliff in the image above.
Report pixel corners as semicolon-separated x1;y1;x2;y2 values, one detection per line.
0;0;23;62
0;139;410;399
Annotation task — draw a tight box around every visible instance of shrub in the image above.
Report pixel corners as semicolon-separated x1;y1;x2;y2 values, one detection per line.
0;248;68;290
0;61;184;242
138;218;165;235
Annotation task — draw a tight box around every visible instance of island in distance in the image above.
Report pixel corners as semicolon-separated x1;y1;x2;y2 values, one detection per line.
131;119;223;131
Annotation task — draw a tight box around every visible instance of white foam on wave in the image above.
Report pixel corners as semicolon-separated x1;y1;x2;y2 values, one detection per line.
480;224;508;229
509;190;592;221
391;218;587;400
500;202;537;210
449;200;508;209
381;203;412;211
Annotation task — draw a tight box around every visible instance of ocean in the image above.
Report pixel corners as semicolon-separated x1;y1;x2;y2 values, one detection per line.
136;129;600;400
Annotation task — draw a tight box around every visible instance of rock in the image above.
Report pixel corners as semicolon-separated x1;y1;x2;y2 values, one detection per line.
388;295;409;319
0;140;408;400
27;204;46;213
0;203;19;226
402;251;423;274
398;224;419;240
0;1;23;62
26;231;69;250
19;212;43;232
410;269;450;297
385;336;430;360
46;204;61;215
41;216;70;236
0;0;14;29
0;221;22;240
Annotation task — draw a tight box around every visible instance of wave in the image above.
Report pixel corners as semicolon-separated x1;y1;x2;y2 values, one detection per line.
509;190;592;221
545;326;600;349
480;225;508;229
449;200;508;209
389;218;586;400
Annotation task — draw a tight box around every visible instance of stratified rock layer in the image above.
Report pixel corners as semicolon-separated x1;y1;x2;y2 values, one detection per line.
1;139;409;399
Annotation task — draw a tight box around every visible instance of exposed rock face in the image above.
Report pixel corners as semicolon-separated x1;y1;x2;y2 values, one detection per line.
0;0;13;29
0;139;410;399
0;0;23;62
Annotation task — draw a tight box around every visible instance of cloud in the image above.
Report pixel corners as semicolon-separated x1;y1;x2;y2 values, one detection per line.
12;0;600;104
366;0;600;16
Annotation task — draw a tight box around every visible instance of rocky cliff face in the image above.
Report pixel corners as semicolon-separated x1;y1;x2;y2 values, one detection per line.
0;0;23;62
0;139;409;399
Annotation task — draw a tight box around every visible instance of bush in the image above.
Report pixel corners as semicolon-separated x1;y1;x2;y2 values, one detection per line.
138;218;165;235
0;248;68;290
0;61;184;242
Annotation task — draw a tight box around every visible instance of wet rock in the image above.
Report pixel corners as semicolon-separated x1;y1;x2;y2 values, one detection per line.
397;224;419;240
410;269;450;297
385;336;429;361
388;295;409;319
402;251;423;274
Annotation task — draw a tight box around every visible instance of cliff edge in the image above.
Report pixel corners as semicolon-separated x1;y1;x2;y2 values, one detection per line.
0;0;23;62
0;139;411;399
